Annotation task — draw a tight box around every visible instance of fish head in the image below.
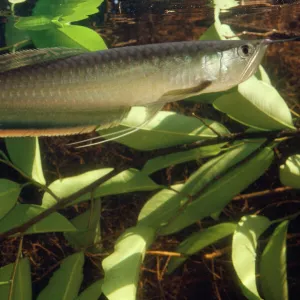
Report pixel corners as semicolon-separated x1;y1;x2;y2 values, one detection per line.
202;40;268;93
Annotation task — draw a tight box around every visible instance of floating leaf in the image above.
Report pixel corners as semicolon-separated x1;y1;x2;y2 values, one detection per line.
0;258;31;300
0;180;21;220
42;168;114;208
102;226;155;300
160;144;274;234
214;76;294;130
142;144;224;175
168;223;236;273
0;204;76;234
76;279;103;300
99;110;229;151
232;215;271;300
279;154;300;189
260;221;289;300
30;25;107;51
5;137;46;185
64;199;101;251
37;252;85;300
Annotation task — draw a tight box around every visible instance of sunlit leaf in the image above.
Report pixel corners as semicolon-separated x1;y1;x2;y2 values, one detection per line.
5;137;46;185
256;65;272;85
76;279;103;300
214;76;294;130
213;0;239;10
37;252;85;300
0;180;20;220
0;258;31;300
232;215;271;300
33;0;104;22
168;222;236;273
30;25;107;51
0;204;76;234
42;168;114;208
142;144;224;175
99;110;230;150
279;154;300;189
64;199;101;251
160;144;274;234
102;226;155;300
9;0;26;3
260;221;289;300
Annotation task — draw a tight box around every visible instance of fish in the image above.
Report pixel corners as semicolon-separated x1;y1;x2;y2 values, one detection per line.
0;39;281;139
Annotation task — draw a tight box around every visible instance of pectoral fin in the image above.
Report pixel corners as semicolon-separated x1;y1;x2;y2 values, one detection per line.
0;47;86;73
160;80;212;102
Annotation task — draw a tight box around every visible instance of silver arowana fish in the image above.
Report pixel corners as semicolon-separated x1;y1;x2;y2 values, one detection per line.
0;39;274;138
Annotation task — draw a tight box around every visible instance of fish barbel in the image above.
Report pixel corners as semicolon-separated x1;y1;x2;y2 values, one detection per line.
0;39;271;137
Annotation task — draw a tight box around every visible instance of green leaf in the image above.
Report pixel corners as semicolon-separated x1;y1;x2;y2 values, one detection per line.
256;65;272;85
142;144;224;175
260;221;289;300
168;223;236;273
37;252;85;300
0;258;31;300
213;0;238;10
5;17;31;50
30;25;107;51
279;154;300;189
64;199;101;251
15;16;54;31
99;110;230;151
76;279;103;300
0;204;76;234
232;215;271;300
33;0;104;23
0;180;21;220
5;137;46;185
102;226;155;300
42;168;114;208
160;143;274;234
214;76;294;130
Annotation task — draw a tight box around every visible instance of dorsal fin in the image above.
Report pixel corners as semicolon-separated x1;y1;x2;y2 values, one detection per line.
0;47;87;73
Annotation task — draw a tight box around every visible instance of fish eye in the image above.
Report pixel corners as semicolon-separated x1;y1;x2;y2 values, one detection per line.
238;44;255;58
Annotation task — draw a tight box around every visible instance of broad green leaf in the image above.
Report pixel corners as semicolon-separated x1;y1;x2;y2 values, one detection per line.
33;0;104;23
214;76;294;130
142;144;224;175
42;168;114;208
0;204;76;234
138;184;187;230
232;215;271;300
168;223;236;273
160;144;274;234
213;0;238;10
76;279;103;300
30;25;107;51
260;221;289;300
279;154;300;188
37;252;85;300
257;65;272;85
64;199;101;251
5;137;46;185
15;16;54;31
99;110;230;151
73;168;161;205
0;180;20;220
102;226;155;300
0;258;31;300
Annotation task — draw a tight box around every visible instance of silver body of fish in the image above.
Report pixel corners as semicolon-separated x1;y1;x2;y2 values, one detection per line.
0;40;268;136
